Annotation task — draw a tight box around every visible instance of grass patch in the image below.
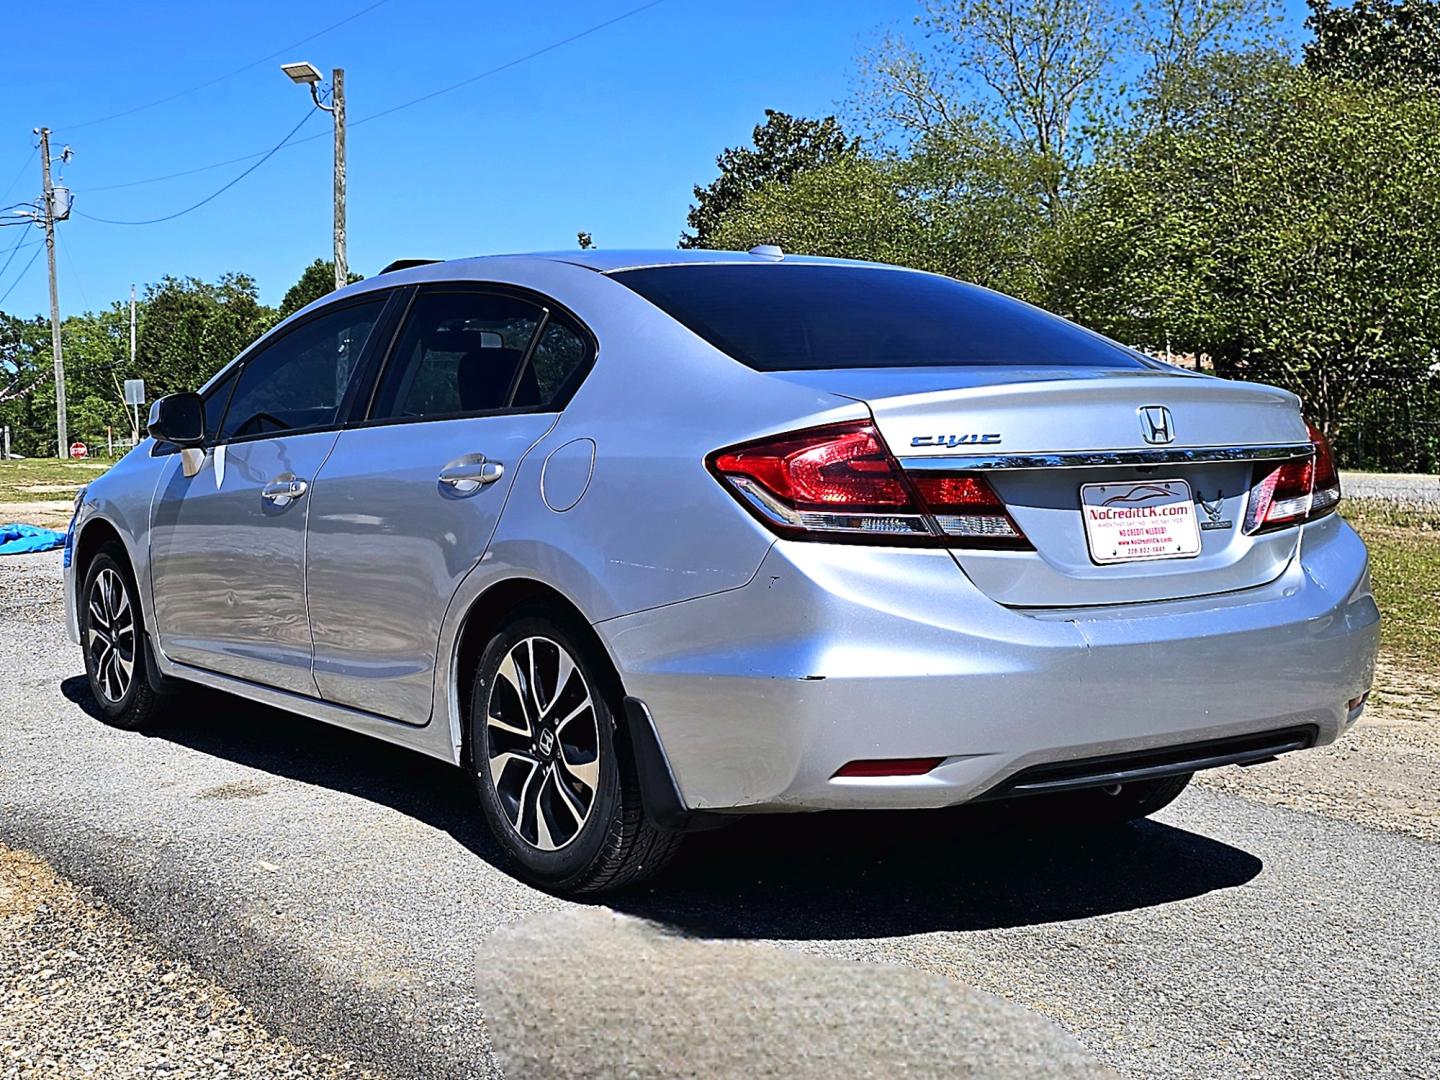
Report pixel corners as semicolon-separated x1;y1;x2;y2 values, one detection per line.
1342;499;1440;673
0;458;112;505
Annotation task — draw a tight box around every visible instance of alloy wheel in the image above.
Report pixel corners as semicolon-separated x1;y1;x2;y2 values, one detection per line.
87;567;135;703
485;636;601;852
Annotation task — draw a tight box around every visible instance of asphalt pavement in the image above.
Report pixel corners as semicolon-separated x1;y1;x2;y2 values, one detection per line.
1341;470;1440;504
1;552;1436;1079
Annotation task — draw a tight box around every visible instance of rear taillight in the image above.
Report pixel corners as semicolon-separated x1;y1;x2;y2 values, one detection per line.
708;421;1030;547
1309;422;1342;516
910;474;1027;544
1244;421;1342;533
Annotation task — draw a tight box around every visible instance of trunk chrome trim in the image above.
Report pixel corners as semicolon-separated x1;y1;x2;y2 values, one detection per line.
899;443;1314;471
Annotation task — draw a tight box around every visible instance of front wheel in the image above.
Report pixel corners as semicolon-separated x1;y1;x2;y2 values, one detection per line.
80;544;166;730
469;607;682;893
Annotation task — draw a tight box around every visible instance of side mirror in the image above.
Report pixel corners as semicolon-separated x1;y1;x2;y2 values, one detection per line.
147;393;206;448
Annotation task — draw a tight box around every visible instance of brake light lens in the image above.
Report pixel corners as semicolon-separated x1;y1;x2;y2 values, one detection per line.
1309;422;1342;516
1244;421;1342;533
910;473;1027;543
708;421;1030;547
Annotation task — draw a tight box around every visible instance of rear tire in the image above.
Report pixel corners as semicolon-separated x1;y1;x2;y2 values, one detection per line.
469;604;682;893
1019;773;1193;828
79;543;166;731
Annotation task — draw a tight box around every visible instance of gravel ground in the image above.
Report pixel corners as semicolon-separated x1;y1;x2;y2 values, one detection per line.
0;843;378;1079
1;552;1437;1079
1194;659;1440;842
1341;470;1440;504
0;501;71;530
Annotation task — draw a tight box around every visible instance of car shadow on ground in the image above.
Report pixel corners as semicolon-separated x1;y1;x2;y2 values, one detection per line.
63;675;1263;939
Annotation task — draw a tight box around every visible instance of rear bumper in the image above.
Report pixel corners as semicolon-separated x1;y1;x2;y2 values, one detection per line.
596;512;1379;812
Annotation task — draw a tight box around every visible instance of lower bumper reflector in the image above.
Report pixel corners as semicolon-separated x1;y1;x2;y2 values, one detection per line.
833;757;944;779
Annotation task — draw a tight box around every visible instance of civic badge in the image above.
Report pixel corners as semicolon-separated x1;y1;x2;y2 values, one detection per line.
1138;405;1175;445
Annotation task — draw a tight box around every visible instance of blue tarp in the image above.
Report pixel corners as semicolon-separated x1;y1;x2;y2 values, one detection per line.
0;523;66;555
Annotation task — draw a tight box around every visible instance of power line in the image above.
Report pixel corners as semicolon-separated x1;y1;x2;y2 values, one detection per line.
345;0;670;129
75;0;672;195
57;0;393;133
56;228;89;312
74;109;318;226
0;243;42;307
78;148;294;194
0;148;36;205
0;226;31;282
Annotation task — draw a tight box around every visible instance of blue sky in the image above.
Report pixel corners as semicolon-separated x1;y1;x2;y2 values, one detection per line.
0;0;1311;320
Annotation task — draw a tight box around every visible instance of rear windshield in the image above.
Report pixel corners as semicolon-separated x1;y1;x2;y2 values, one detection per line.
611;264;1146;371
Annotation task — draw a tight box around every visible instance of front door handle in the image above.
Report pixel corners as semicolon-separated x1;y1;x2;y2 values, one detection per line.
438;456;504;494
261;474;309;507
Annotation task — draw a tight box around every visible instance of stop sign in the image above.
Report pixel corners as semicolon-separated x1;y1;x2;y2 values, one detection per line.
69;441;87;459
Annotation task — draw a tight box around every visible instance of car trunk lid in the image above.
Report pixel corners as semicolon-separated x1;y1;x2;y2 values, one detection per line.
775;366;1311;607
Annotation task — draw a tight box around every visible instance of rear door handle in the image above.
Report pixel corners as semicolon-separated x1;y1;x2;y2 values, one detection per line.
438;456;504;494
261;474;309;507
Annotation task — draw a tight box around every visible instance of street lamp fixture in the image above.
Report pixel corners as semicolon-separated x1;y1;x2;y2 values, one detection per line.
281;60;347;291
281;61;330;112
280;61;323;84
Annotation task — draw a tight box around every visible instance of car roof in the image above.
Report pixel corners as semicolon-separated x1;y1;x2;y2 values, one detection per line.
529;249;904;273
376;249;909;279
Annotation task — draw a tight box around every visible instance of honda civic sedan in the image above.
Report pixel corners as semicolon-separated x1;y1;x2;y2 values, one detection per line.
64;249;1380;892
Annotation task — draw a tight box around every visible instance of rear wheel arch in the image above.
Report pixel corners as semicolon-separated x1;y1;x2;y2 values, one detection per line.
453;578;625;769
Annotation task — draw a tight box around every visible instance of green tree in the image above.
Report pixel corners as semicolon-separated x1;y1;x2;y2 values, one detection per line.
1052;59;1440;439
1304;0;1440;87
278;259;363;319
859;0;1120;215
855;0;1278;215
681;110;860;249
137;274;277;399
0;314;51;456
704;136;1055;299
59;304;133;447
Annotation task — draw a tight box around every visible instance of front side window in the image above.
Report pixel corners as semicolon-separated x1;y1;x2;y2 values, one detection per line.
219;298;384;441
201;366;238;443
371;292;545;420
611;264;1147;371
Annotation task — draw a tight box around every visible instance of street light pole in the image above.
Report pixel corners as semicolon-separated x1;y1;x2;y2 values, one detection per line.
36;127;67;459
281;61;346;293
331;68;346;293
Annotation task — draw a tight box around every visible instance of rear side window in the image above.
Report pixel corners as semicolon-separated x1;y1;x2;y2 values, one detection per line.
219;299;384;441
512;313;592;409
611;264;1146;371
371;292;545;419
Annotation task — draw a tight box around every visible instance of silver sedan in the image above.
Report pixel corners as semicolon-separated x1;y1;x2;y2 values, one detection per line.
64;249;1379;892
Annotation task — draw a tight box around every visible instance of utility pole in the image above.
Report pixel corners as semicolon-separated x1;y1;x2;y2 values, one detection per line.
36;127;67;459
282;62;346;292
332;68;346;292
129;284;139;441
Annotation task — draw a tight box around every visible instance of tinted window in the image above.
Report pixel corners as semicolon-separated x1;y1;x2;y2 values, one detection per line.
372;292;544;419
611;265;1146;371
220;299;383;440
512;314;592;409
201;367;238;444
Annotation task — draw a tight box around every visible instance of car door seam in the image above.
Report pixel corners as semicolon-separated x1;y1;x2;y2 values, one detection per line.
301;430;348;698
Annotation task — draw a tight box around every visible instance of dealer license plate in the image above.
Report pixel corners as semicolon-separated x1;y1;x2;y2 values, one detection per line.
1080;479;1202;565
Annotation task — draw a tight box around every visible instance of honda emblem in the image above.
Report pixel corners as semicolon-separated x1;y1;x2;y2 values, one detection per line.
1138;405;1175;445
